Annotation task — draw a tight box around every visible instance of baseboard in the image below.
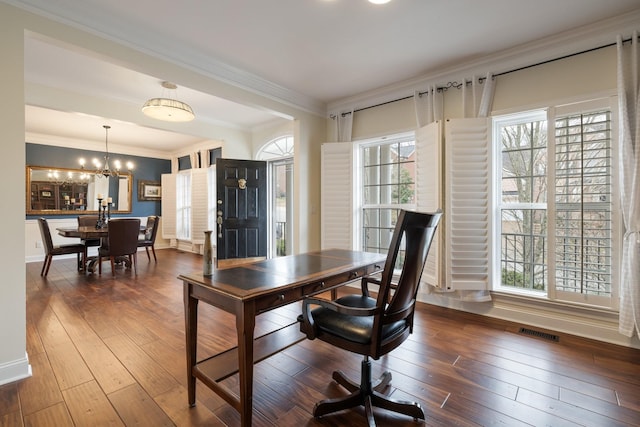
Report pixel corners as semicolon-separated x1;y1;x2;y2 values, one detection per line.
25;242;172;264
416;290;640;349
0;353;31;386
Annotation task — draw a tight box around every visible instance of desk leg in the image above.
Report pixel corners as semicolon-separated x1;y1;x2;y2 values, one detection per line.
184;282;198;407
237;302;256;427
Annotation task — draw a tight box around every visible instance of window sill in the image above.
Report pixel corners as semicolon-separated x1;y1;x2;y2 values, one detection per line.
491;289;619;316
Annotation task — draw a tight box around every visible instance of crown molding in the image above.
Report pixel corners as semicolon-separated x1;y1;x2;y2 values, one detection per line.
327;9;640;116
25;132;174;160
5;0;326;118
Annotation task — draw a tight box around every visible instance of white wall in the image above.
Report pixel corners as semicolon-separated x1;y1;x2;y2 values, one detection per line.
0;3;29;386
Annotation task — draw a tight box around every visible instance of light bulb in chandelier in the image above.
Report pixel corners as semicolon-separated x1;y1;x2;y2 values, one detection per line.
79;125;134;178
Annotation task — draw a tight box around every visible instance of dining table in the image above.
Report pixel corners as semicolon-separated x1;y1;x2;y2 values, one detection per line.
57;225;144;272
57;225;109;240
57;226;106;272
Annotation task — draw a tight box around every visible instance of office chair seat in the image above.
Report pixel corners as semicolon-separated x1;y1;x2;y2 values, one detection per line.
307;295;406;344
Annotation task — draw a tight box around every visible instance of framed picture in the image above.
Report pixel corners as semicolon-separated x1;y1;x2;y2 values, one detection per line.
138;180;161;201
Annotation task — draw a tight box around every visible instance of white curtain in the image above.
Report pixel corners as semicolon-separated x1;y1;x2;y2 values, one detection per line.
414;86;443;127
190;152;200;169
200;149;211;168
617;32;640;338
461;73;495;118
334;110;354;142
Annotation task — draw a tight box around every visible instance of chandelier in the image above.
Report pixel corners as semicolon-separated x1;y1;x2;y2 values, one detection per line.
142;81;195;122
79;125;134;178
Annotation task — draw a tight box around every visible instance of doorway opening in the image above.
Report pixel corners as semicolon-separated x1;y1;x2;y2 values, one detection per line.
258;136;294;258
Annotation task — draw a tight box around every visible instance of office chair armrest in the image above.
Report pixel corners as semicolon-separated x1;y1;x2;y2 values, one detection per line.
301;296;378;339
304;296;378;315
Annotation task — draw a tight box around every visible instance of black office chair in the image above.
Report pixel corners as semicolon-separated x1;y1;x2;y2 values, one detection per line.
137;215;159;262
37;217;85;276
299;209;442;426
98;218;141;276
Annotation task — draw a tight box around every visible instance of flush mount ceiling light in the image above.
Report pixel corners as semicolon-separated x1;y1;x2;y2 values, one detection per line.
142;81;195;122
368;0;392;4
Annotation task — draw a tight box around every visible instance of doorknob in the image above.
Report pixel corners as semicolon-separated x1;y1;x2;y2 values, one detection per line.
216;209;223;238
216;200;223;238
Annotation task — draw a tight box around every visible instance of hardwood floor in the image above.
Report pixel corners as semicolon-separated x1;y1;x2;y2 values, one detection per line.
2;249;639;426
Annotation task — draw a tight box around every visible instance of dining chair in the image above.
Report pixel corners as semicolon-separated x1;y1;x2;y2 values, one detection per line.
37;217;86;276
77;215;100;265
137;215;159;262
299;209;442;426
98;218;141;276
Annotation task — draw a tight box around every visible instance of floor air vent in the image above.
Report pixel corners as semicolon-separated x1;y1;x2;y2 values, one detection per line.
518;327;559;342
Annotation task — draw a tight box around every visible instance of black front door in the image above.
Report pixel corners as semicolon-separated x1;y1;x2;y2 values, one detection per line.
216;158;267;262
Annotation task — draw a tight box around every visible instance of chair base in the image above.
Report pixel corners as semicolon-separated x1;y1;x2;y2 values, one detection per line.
313;358;425;426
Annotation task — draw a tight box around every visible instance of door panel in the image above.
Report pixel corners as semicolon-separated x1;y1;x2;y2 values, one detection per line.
216;158;267;262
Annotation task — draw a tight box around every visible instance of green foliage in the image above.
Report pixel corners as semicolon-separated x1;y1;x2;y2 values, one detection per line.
502;268;525;287
391;168;414;204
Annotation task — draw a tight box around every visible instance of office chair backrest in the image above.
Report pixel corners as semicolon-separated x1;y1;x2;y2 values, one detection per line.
372;210;442;354
107;218;141;257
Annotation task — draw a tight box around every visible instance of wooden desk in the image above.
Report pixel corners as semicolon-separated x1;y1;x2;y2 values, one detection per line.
179;249;386;427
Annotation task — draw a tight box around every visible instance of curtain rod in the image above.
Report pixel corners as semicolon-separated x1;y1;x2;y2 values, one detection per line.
332;36;634;118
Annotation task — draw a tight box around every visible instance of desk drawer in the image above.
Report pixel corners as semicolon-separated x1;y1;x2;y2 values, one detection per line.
302;267;375;297
255;287;303;312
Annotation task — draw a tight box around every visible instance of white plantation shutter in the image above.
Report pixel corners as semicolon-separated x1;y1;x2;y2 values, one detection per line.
161;173;177;239
321;142;354;250
190;168;209;245
416;121;443;288
444;118;492;291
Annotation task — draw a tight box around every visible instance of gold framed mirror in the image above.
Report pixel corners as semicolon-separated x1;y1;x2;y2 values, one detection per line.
27;165;132;215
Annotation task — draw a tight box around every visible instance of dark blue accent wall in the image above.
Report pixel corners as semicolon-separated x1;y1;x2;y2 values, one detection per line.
26;143;171;219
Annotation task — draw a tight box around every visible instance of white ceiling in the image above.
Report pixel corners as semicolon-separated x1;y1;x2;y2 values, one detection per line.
10;0;640;154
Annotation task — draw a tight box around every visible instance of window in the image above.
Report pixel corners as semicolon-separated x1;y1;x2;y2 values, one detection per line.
258;136;294;160
176;171;191;240
361;135;416;261
497;111;548;291
258;136;294;258
494;99;618;308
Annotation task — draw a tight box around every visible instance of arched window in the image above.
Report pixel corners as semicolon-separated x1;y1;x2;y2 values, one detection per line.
258;136;294;258
257;135;294;160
